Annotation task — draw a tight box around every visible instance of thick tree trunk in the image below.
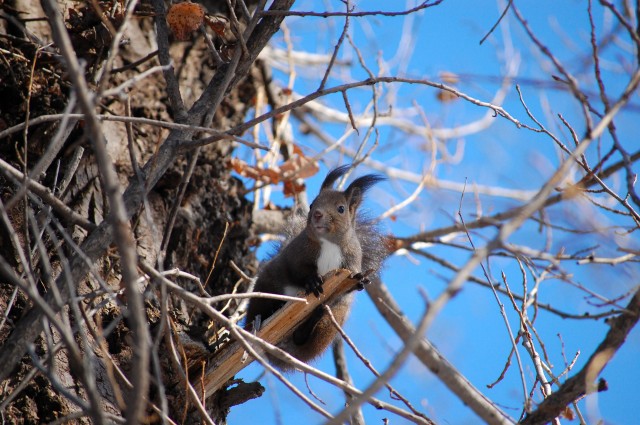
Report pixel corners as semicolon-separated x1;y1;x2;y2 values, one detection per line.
0;0;265;422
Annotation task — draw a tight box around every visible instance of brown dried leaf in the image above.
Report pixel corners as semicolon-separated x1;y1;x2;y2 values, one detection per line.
263;168;281;184
279;151;319;180
166;2;205;41
436;90;458;103
439;71;459;84
205;15;227;38
283;180;306;198
229;158;261;181
228;159;280;183
229;152;318;191
560;406;575;421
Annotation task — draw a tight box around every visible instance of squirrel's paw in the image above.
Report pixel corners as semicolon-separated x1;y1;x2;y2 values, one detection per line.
304;274;324;297
350;272;371;291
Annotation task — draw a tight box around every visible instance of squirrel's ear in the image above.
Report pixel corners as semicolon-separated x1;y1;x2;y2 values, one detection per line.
321;164;352;191
346;187;363;216
345;173;385;214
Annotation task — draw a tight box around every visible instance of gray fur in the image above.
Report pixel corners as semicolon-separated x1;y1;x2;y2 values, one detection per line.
246;165;386;370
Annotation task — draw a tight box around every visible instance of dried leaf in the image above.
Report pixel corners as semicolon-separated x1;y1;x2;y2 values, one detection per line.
263;168;281;184
279;151;319;180
560;406;575;421
228;158;262;181
439;71;459;84
229;153;318;191
436;90;458;103
228;159;280;183
283;180;306;198
205;15;227;38
166;2;205;41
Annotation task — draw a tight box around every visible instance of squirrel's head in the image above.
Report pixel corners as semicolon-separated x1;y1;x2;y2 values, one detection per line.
308;164;385;243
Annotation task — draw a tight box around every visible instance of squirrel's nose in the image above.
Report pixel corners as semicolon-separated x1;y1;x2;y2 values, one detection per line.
313;210;323;220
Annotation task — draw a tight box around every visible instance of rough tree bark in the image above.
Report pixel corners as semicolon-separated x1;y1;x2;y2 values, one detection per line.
0;0;287;422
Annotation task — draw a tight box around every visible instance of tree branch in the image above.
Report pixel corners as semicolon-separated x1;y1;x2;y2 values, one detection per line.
521;287;640;425
201;269;354;394
0;0;294;384
367;279;515;425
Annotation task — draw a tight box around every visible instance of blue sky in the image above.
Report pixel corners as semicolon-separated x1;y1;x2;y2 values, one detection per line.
229;1;640;423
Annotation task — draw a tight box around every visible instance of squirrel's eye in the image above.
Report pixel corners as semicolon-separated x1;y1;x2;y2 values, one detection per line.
337;205;345;214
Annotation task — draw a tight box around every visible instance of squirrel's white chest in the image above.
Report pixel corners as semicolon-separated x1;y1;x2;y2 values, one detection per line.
317;239;343;276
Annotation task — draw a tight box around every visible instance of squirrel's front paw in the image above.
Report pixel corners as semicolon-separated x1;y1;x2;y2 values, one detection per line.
304;274;324;297
351;272;371;291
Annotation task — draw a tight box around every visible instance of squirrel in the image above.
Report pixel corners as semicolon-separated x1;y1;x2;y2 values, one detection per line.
245;164;386;371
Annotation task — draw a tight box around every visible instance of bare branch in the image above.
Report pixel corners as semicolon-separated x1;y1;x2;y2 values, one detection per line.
521;288;640;425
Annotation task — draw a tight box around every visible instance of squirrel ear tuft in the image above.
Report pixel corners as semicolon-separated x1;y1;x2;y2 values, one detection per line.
346;174;386;196
321;164;352;191
345;173;386;211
